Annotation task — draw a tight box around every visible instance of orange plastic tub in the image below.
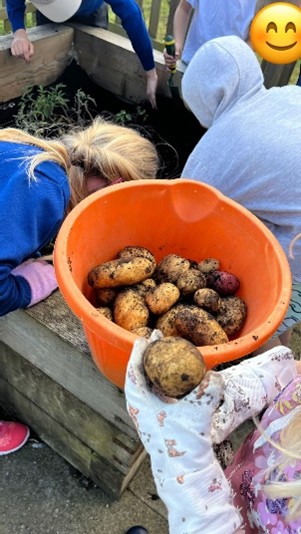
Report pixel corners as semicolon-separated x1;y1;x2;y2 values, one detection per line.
54;179;292;390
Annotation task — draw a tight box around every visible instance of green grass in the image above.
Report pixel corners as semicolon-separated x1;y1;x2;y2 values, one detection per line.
0;12;35;35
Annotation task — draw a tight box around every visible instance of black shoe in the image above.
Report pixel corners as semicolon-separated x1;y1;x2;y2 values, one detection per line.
124;527;149;534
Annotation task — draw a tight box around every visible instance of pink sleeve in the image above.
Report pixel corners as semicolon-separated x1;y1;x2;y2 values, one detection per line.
211;347;297;444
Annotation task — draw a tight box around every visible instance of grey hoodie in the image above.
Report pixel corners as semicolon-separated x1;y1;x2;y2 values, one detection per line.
181;35;301;281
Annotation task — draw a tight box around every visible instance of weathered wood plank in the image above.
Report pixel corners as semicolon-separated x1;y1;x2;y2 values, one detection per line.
0;292;137;439
25;289;90;355
0;24;74;102
0;378;129;497
261;60;297;88
0;346;141;471
0;347;147;497
71;25;184;103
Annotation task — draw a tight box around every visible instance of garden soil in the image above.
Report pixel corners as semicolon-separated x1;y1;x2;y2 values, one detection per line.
0;60;205;180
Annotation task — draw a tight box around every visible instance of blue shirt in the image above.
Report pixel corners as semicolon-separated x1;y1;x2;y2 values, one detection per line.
0;141;70;315
6;0;155;71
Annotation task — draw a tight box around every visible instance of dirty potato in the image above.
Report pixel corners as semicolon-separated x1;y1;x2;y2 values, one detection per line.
155;303;187;337
194;288;221;314
96;307;113;321
95;287;117;306
145;282;180;315
143;336;206;398
130;326;153;338
132;278;156;297
88;256;156;288
117;246;156;268
175;307;229;346
155;254;191;283
176;268;207;296
198;258;220;274
113;289;149;332
216;296;247;336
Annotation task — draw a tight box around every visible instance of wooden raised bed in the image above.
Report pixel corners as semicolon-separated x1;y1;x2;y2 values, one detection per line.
0;23;185;103
0;292;146;499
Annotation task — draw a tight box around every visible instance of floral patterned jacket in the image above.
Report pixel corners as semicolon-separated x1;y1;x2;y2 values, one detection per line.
225;376;301;533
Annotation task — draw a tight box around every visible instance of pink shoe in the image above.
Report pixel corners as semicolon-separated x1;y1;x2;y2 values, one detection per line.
0;421;30;455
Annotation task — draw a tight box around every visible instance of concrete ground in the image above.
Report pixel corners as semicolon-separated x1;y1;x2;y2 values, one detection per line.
0;428;168;534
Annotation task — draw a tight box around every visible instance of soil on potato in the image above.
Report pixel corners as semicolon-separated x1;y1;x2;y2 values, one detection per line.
0;60;205;180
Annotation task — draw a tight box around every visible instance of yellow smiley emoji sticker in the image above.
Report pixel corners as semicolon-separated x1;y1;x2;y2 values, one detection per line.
250;2;301;64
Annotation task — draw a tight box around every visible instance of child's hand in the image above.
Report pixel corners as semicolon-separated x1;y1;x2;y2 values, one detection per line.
11;29;34;63
163;44;181;71
125;331;242;534
145;68;158;109
12;258;58;306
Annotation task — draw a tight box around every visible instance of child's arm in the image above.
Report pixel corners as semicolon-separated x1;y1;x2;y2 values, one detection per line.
125;331;243;534
6;0;34;62
173;0;192;59
163;0;192;68
212;347;297;444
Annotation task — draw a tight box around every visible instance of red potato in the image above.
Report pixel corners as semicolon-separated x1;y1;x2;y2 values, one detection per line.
206;270;240;297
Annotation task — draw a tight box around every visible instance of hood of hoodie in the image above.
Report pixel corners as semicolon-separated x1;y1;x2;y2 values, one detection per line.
181;36;264;129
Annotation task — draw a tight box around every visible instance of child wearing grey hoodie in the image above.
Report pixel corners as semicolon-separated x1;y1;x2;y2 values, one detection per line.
181;35;301;349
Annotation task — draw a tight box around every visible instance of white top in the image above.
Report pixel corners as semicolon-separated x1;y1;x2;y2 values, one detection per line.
182;0;257;64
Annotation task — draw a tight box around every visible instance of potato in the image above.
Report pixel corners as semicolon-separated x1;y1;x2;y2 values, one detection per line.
132;278;156;297
117;246;156;268
206;270;240;296
216;296;247;336
155;254;190;283
130;326;153;338
88;256;156;288
198;258;220;274
194;288;221;313
95;287;117;306
143;337;206;398
175;307;229;346
176;268;206;296
155;303;186;336
96;307;113;321
145;282;180;315
113;289;149;331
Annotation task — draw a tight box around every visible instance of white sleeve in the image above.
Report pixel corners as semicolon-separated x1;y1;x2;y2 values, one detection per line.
211;347;297;444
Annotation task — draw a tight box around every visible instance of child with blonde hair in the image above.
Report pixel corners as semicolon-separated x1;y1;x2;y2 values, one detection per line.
0;117;159;455
0;116;159;316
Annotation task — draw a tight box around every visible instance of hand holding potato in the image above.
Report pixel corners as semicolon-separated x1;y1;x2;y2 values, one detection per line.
125;331;241;533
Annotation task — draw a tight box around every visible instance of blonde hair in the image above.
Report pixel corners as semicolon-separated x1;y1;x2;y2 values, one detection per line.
254;410;301;521
0;117;159;212
62;117;159;210
0;127;70;174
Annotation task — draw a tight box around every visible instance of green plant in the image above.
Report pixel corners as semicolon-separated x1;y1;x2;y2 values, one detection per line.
114;105;149;126
71;89;97;126
14;83;97;136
